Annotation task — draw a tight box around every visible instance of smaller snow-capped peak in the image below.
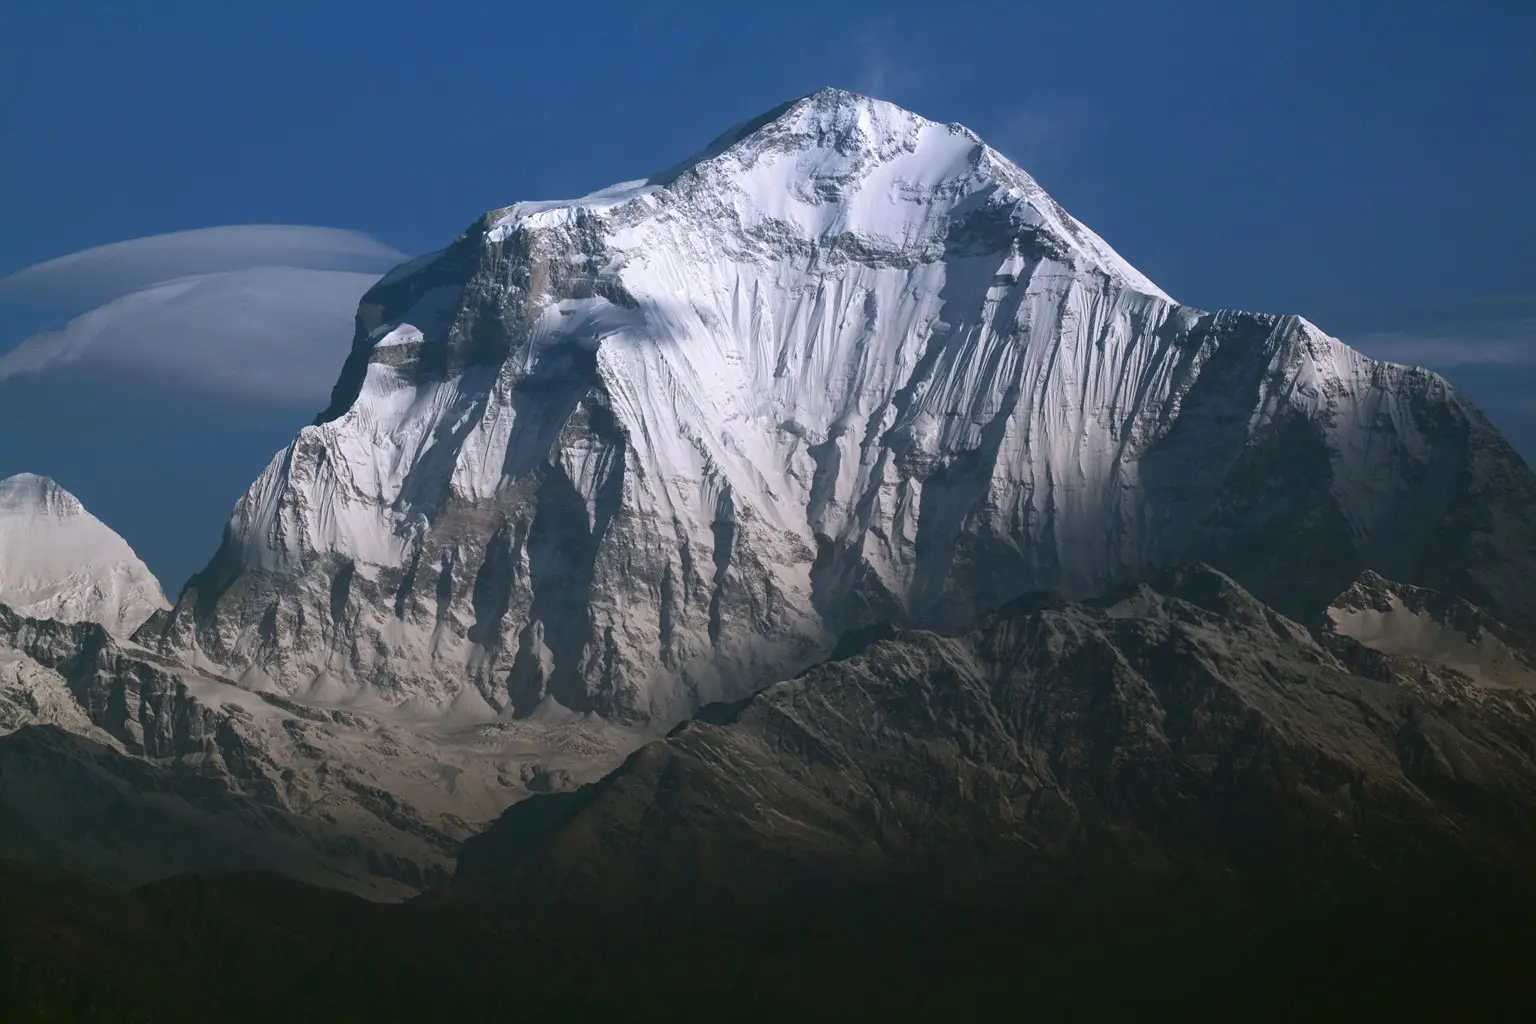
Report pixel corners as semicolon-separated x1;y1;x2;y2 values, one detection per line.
0;472;83;517
0;473;169;636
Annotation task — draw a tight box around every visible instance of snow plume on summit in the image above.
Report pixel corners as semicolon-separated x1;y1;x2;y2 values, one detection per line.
0;474;168;635
142;88;1536;726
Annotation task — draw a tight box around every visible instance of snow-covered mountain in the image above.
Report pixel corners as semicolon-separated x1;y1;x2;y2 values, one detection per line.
140;88;1536;724
0;473;168;636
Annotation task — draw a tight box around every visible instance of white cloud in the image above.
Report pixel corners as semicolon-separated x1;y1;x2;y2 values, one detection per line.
0;225;409;407
0;225;404;310
0;267;379;406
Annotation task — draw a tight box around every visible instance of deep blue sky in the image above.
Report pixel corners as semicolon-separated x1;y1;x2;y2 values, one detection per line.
2;0;1533;591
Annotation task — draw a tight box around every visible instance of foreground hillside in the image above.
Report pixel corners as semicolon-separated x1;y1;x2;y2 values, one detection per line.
2;856;1533;1022
6;566;1536;1021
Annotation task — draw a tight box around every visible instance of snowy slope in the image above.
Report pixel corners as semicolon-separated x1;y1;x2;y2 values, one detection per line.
1326;571;1536;689
0;474;168;635
143;88;1536;724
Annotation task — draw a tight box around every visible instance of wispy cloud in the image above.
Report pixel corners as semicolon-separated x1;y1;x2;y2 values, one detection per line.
0;226;407;407
984;99;1100;181
1353;322;1536;368
845;26;926;102
1456;290;1536;310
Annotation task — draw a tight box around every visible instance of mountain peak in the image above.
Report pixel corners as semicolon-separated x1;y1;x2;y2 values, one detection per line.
759;85;959;143
640;87;942;187
0;473;83;518
478;90;1168;304
800;84;882;105
0;473;167;635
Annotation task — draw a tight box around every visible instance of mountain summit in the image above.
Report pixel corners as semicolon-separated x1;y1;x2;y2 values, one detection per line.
142;89;1536;723
0;473;168;635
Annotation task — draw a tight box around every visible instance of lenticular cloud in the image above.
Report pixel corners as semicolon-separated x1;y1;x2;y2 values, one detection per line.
0;225;404;309
0;225;408;406
0;267;384;405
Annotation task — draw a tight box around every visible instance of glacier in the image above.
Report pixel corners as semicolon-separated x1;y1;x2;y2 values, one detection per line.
138;88;1536;726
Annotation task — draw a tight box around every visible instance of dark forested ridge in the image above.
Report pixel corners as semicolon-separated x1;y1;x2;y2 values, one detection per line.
2;858;1534;1022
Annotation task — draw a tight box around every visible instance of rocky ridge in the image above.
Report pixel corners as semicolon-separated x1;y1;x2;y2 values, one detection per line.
0;602;637;896
454;564;1536;921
